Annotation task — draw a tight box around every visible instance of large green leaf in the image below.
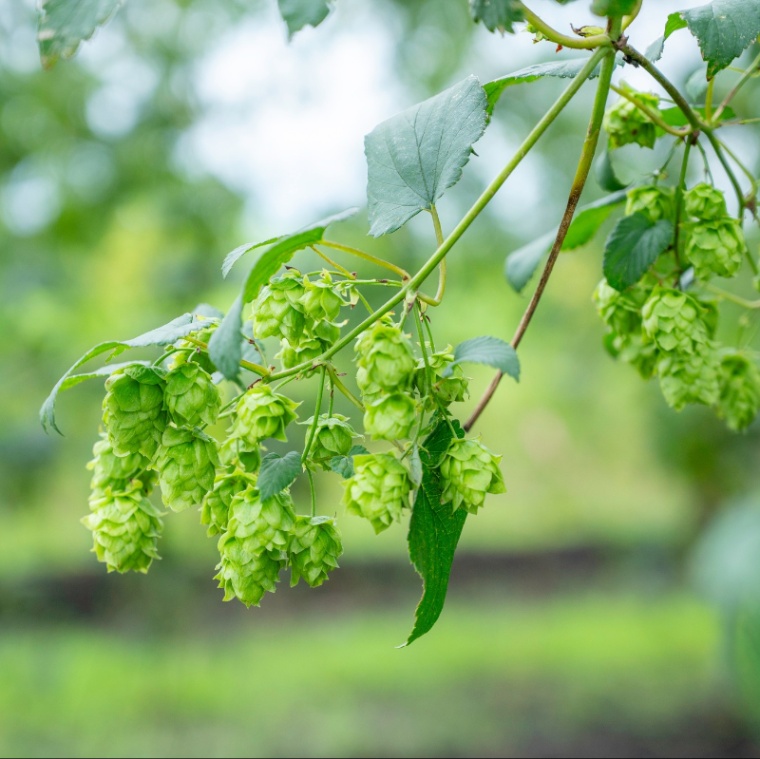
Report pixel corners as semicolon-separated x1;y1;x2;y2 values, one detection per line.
41;313;208;434
595;151;628;192
505;191;628;292
257;452;303;501
277;0;332;39
403;419;467;647
448;336;520;381
208;296;245;382
603;213;674;291
469;0;523;32
681;0;760;77
365;77;487;237
37;0;124;69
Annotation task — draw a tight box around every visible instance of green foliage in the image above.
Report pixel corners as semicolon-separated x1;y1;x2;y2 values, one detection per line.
450;336;520;381
469;0;524;33
277;0;333;38
257;451;303;501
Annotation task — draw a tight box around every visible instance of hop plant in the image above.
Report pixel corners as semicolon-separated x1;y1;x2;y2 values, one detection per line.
625;185;675;223
342;452;412;533
603;92;661;150
363;393;417;440
305;414;357;466
88;434;153;495
82;483;163;573
300;272;345;323
164;362;221;428
157;426;219;512
355;320;417;398
229;384;299;445
684;219;746;279
252;270;307;343
657;348;720;411
684;183;727;221
717;352;760;431
439;437;506;515
103;365;167;459
214;492;290;607
641;289;714;355
288;515;343;587
201;469;257;536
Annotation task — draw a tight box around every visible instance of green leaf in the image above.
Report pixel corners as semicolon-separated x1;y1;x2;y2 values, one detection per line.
591;0;638;16
40;312;212;434
686;68;710;103
504;191;627;292
665;12;689;39
469;0;523;32
276;0;332;39
258;451;302;501
682;0;760;78
595;151;628;192
329;444;370;479
657;105;735;134
365;77;487;237
403;419;467;647
37;0;124;69
603;213;674;291
208;296;245;382
448;336;520;382
645;36;665;64
222;208;357;278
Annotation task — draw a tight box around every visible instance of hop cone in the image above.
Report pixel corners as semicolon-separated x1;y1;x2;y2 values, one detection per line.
657;348;720;411
604;331;659;379
684;183;727;221
684;219;746;279
305;414;357;467
717;353;760;431
342;452;412;533
214;491;291;607
276;337;326;370
157;426;219;512
415;346;469;405
220;437;262;474
289;515;343;588
594;279;648;337
355;321;416;397
625;185;675;223
82;484;163;573
165;362;221;428
363;393;417;441
641;289;713;355
300;273;344;323
229;384;299;445
439;438;506;515
603;92;660;150
227;488;296;553
252;271;307;343
88;434;154;495
201;469;257;536
103;365;167;459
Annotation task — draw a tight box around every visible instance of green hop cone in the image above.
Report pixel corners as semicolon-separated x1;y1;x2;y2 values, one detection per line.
201;469;257;536
603;331;659;379
641;289;714;355
170;325;218;375
300;272;345;323
103;365;167;459
657;347;720;411
363;393;417;441
305;414;357;467
228;488;296;553
625;185;675;223
164;362;221;428
82;483;163;573
414;346;469;405
229;384;299;445
594;279;648;337
276;337;326;371
684;219;746;279
214;492;289;607
439;437;505;515
717;352;760;431
219;437;262;474
342;452;412;533
684;183;727;221
157;426;219;512
252;270;307;343
603;92;661;150
88;434;154;495
289;515;343;588
355;320;416;396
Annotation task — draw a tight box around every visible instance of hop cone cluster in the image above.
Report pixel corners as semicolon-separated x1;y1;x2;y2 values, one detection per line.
439;438;505;515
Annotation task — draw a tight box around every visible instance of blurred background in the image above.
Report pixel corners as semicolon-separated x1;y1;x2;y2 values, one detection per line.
2;0;760;755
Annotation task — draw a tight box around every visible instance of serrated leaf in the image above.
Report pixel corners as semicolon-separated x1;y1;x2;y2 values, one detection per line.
665;12;689;38
40;312;213;434
591;0;638;16
645;36;665;63
277;0;331;39
469;0;523;32
258;451;302;501
365;77;487;237
657;105;734;134
402;419;466;647
505;191;627;292
208;296;245;382
328;445;370;479
37;0;124;69
595;151;628;192
682;0;760;78
222;208;356;278
603;213;674;291
448;336;520;382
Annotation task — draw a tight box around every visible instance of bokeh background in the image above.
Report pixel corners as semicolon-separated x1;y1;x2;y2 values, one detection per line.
2;0;760;755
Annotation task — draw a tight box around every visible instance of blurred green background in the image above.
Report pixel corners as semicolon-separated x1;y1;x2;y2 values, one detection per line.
2;0;760;755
